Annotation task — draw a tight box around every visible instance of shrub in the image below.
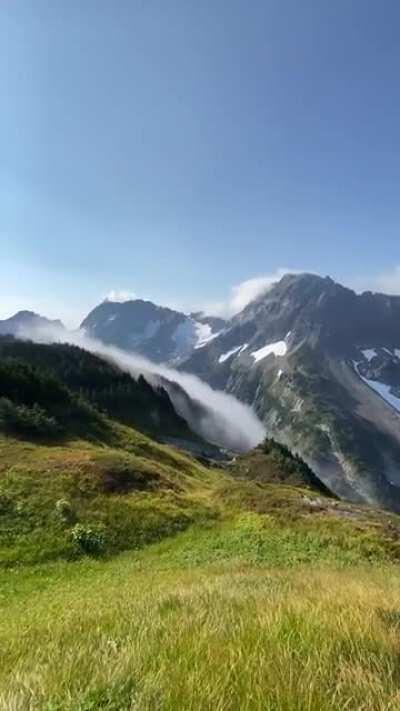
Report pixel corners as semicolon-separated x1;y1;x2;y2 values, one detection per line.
0;397;61;438
55;498;76;524
71;523;107;555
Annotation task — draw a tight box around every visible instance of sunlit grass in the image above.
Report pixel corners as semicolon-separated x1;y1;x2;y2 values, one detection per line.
3;431;400;708
2;542;400;709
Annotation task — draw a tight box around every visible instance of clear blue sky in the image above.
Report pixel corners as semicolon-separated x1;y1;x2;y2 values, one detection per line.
1;0;400;325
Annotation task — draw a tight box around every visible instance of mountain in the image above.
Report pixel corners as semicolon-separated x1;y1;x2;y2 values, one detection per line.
181;273;400;511
80;299;224;365
0;310;64;337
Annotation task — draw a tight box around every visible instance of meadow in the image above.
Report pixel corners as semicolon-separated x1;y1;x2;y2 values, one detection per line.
2;426;400;709
3;512;400;709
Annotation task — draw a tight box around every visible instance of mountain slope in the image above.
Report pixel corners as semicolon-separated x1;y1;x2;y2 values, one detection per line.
181;273;400;511
0;336;203;447
81;299;224;365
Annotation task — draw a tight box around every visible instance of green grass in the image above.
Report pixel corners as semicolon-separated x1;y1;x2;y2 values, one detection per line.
0;428;221;566
3;427;400;707
2;549;400;709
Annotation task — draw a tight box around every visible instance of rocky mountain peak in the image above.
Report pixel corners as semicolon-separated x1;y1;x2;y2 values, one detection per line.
0;311;64;336
80;299;223;365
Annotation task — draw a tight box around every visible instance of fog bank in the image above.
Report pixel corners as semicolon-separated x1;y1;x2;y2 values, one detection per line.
17;324;266;452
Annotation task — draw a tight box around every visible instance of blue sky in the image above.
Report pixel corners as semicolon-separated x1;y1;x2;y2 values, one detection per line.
1;0;400;325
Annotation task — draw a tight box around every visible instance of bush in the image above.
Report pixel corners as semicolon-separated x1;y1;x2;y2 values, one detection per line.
55;498;76;524
71;523;107;555
0;397;61;438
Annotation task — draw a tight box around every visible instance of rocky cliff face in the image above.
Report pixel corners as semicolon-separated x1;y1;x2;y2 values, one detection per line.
181;274;400;511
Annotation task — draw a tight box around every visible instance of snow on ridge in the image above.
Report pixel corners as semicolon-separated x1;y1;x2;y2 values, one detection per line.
361;347;400;361
361;377;400;414
361;349;376;362
353;362;400;414
218;343;248;364
219;346;241;364
251;340;287;363
194;322;222;349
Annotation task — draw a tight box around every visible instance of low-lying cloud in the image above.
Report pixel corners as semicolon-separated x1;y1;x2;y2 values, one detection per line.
18;322;266;453
105;290;137;303
203;268;300;318
352;265;400;296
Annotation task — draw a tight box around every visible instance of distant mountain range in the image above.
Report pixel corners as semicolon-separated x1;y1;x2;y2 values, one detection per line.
2;272;400;510
0;311;64;337
80;300;225;365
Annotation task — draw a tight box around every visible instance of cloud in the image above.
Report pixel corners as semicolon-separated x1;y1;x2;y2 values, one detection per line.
367;266;400;295
352;266;400;296
17;321;266;453
203;268;300;318
105;289;137;303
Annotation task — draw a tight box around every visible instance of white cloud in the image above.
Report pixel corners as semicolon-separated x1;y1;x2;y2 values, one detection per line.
351;266;400;296
203;268;300;318
105;289;137;303
16;321;266;452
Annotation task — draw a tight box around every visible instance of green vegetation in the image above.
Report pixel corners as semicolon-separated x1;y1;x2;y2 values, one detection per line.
0;356;107;440
3;540;400;708
0;336;197;441
2;428;400;708
233;437;334;495
0;430;217;566
2;339;400;707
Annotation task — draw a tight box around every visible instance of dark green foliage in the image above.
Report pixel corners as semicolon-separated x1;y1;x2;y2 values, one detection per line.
261;438;334;496
0;337;195;441
71;523;107;555
0;397;60;438
0;356;105;440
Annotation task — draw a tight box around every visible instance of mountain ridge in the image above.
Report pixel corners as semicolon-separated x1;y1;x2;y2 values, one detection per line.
180;273;400;511
80;299;225;365
3;272;400;511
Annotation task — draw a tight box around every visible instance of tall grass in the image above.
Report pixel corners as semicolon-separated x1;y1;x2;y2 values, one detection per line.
2;552;400;709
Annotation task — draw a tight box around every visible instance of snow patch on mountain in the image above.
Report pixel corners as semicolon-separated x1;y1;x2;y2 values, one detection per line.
194;322;222;349
353;362;400;414
361;349;376;362
360;377;400;414
361;347;400;361
218;345;245;364
251;340;287;363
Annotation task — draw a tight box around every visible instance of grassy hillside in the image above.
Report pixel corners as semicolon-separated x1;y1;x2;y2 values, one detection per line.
3;424;400;706
3;341;400;707
2;419;400;569
0;426;219;566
